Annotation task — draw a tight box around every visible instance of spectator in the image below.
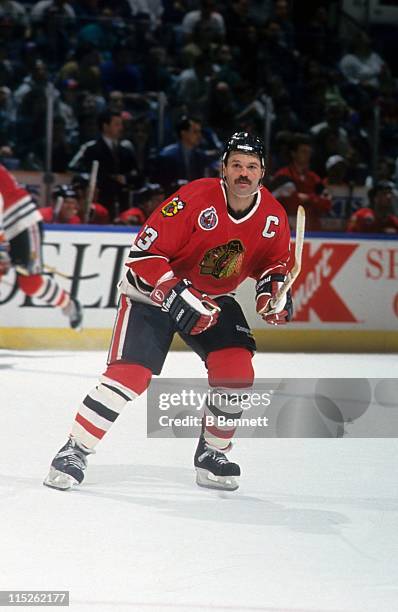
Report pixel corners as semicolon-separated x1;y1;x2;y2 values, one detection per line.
366;156;395;189
207;81;238;141
272;0;296;51
55;79;79;141
269;173;297;230
153;116;211;193
30;0;75;23
256;18;299;92
124;1;163;31
347;181;398;234
181;0;225;43
339;32;388;91
296;5;337;66
298;58;329;126
312;125;349;177
174;53;212;116
30;0;76;64
72;0;101;24
248;0;271;26
269;130;293;173
108;90;125;113
69;109;139;219
310;102;350;149
76;92;104;143
59;43;103;97
274;132;331;230
124;114;154;181
0;0;27;28
140;45;174;93
100;42;143;94
13;59;51;109
272;95;304;135
322;154;368;230
225;0;256;45
0;85;15;147
212;43;241;89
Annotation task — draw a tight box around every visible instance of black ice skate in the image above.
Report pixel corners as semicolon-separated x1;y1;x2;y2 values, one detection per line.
194;435;240;491
43;437;94;490
63;296;83;330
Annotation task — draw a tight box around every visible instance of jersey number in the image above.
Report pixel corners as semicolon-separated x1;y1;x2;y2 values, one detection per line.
136;226;158;250
262;215;279;238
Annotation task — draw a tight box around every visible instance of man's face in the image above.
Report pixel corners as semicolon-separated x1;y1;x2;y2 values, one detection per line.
60;197;78;221
181;122;202;148
104;116;123;140
223;152;263;196
109;91;124;111
292;144;312;166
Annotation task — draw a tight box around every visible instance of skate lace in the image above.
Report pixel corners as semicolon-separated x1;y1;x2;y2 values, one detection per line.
57;440;93;469
198;448;228;464
57;448;87;469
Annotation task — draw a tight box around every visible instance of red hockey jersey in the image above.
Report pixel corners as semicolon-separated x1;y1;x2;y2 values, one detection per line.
121;178;291;301
347;207;398;234
0;165;42;240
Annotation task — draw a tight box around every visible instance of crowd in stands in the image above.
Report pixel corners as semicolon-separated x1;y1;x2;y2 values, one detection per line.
0;0;397;233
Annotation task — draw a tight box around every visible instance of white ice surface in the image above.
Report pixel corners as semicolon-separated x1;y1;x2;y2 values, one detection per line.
1;350;398;612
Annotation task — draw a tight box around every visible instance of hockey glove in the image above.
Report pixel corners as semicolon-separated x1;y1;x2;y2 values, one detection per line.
256;274;293;325
150;277;220;335
0;239;11;276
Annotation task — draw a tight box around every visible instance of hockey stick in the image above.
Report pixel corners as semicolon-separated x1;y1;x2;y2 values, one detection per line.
53;196;64;222
15;264;73;280
83;160;99;223
268;205;306;310
15;264;97;281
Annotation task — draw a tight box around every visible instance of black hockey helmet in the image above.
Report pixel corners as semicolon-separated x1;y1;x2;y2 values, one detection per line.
53;184;78;199
222;132;265;167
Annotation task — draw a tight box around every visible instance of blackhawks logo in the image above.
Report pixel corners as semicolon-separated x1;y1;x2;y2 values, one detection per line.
161;196;186;217
200;239;245;279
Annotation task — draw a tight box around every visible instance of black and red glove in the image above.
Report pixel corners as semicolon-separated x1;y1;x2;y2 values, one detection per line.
255;274;293;325
150;277;221;335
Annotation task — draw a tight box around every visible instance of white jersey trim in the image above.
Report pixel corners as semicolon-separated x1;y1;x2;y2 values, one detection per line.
221;180;262;224
3;195;42;240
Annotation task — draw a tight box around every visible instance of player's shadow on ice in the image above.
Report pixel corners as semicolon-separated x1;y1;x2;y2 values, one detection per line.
78;463;347;536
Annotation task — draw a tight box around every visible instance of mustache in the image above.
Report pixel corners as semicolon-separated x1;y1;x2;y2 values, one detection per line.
235;177;251;184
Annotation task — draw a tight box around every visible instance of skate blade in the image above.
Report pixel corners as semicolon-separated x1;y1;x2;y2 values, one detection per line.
195;468;239;491
43;467;79;491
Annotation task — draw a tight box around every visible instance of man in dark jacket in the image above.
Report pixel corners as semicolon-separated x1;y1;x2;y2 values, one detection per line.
69;109;139;219
154;116;212;194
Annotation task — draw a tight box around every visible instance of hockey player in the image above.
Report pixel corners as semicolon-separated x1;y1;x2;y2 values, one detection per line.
40;185;80;224
44;132;292;492
0;164;83;328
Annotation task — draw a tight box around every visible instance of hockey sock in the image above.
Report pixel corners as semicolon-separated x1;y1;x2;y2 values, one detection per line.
71;362;152;449
204;348;254;450
17;274;70;309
